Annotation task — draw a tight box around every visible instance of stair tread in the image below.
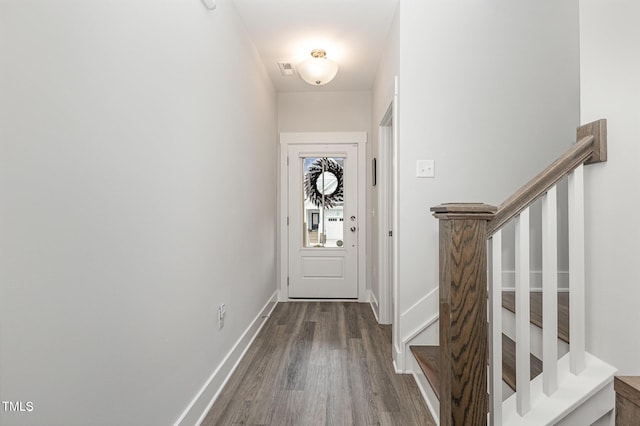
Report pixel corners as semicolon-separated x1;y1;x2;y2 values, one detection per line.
615;376;640;407
502;291;570;343
410;345;440;400
501;334;543;391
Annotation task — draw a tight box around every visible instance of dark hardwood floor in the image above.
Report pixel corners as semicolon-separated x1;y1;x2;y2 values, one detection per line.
202;302;435;426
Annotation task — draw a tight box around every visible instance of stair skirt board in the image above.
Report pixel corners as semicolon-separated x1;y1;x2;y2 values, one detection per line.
502;307;569;361
398;287;439;371
408;351;440;424
401;318;438;371
502;353;616;425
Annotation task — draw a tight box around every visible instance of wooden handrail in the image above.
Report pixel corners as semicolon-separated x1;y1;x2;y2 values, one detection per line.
487;119;607;236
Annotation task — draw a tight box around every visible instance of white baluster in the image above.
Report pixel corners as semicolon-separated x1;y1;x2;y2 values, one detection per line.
515;208;531;415
542;186;559;395
489;231;503;426
568;165;586;374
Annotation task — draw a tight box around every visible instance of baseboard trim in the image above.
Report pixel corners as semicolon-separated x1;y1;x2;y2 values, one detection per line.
368;290;380;323
174;291;278;426
394;343;404;372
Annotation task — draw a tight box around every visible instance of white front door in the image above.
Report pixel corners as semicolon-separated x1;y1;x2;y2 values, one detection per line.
287;144;359;298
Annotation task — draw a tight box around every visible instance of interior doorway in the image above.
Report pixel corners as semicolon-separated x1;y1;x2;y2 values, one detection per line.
376;76;399;356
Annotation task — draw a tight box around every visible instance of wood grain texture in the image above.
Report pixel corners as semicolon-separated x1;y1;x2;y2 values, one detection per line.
202;302;434;426
579;119;607;164
438;217;489;426
410;346;441;400
615;377;640;426
615;377;640;407
616;395;640;426
431;203;496;220
502;291;569;343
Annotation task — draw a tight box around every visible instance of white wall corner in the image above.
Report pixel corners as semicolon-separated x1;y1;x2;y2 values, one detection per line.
174;292;278;426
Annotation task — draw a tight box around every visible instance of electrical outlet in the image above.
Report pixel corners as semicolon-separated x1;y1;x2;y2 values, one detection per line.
218;304;226;330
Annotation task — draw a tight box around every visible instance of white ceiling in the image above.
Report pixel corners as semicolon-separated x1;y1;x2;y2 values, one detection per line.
232;0;399;92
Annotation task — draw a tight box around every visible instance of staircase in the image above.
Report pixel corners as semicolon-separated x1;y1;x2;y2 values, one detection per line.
409;120;617;425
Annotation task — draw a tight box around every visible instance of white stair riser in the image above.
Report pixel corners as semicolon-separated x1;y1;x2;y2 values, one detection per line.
501;353;616;425
555;381;614;426
502;307;569;360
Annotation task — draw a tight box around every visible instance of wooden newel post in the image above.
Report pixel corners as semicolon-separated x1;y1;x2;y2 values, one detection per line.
431;203;497;426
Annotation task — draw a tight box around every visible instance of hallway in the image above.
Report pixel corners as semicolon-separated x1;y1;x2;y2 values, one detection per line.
203;302;434;426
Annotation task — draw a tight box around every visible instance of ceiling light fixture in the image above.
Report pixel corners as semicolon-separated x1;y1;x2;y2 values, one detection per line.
297;49;339;86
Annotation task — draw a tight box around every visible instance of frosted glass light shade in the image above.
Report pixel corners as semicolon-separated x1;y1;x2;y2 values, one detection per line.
297;50;339;86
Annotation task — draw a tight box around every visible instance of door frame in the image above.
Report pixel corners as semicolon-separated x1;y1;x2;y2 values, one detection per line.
279;132;367;302
377;103;396;324
376;76;400;357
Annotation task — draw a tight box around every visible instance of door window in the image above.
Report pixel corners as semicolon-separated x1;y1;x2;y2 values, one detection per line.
302;157;345;248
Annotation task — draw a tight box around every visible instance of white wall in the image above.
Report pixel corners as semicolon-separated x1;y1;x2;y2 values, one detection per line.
0;1;277;425
278;91;372;132
396;0;580;349
580;0;640;375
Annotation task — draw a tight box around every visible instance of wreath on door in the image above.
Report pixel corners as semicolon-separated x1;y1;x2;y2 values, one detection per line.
304;158;344;208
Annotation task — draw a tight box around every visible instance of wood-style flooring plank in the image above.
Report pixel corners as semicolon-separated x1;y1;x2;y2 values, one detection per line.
202;302;435;426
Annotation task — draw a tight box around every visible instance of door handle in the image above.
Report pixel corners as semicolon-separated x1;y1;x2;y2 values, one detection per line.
350;226;357;232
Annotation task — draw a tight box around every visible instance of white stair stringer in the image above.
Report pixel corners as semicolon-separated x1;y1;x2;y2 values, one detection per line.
501;352;616;425
399;287;439;371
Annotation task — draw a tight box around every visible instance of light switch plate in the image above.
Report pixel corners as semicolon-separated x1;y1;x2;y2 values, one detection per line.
417;160;435;178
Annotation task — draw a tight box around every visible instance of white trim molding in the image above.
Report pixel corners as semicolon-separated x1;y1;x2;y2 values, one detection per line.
368;289;380;323
395;287;439;372
174;292;278;426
